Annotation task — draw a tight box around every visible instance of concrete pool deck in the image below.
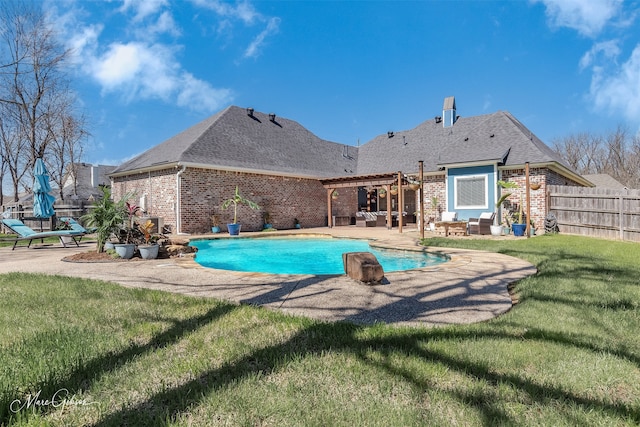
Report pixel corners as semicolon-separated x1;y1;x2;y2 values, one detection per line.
0;226;537;327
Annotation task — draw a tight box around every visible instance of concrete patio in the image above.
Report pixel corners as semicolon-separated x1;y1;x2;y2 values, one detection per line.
0;226;536;328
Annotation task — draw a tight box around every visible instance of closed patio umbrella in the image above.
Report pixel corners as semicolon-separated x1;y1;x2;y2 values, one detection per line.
32;158;56;225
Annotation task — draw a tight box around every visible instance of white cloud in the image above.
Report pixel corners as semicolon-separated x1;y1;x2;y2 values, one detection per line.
119;0;169;22
177;73;233;111
590;44;640;122
579;40;621;70
244;17;280;59
532;0;622;37
190;0;259;24
190;0;279;60
48;0;233;113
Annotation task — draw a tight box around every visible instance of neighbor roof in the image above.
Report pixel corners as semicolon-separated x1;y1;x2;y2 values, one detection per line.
111;104;578;181
582;174;627;189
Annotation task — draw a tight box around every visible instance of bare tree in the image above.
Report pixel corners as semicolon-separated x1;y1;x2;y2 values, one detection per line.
552;125;639;189
0;1;88;202
0;108;30;202
46;106;89;201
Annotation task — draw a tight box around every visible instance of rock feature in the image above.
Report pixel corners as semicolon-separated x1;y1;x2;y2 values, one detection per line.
164;238;198;257
342;252;384;284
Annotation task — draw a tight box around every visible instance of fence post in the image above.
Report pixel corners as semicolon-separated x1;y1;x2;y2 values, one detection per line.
619;194;624;241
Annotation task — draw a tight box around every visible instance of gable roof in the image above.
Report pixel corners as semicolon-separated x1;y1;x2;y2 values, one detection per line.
111;104;583;184
356;111;571;174
111;106;358;178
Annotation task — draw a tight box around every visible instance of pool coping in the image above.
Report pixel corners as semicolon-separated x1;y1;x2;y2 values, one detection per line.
0;227;537;327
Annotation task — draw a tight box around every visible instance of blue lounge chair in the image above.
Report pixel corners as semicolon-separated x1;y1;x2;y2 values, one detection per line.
57;217;97;238
1;218;83;250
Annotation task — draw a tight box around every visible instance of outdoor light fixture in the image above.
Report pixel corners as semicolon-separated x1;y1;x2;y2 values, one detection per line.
269;113;276;122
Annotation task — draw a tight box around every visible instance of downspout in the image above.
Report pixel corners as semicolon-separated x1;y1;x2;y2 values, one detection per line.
175;165;186;234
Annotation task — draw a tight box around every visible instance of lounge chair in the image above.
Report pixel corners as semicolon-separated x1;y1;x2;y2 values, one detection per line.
1;218;83;250
468;212;495;235
57;217;97;239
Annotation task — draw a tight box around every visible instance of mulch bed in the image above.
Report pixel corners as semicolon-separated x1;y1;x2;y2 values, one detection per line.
62;251;142;263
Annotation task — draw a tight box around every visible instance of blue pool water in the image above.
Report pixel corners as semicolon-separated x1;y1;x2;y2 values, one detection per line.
190;237;448;275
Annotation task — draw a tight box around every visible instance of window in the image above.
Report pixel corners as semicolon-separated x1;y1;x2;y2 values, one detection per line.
454;175;488;209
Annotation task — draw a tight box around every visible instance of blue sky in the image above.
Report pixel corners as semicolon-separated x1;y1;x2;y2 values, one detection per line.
47;0;640;166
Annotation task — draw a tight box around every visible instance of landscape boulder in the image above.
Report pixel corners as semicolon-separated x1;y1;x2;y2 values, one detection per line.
342;252;384;284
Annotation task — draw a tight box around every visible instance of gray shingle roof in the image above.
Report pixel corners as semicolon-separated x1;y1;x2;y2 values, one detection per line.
112;105;573;179
112;106;358;178
582;174;626;189
356;111;570;174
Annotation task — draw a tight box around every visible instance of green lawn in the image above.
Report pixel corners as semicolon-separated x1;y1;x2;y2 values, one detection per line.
0;234;639;426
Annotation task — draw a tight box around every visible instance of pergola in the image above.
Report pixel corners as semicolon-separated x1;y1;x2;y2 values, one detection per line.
320;161;425;237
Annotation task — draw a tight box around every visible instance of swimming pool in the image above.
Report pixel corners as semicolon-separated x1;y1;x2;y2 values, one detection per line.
190;237;448;275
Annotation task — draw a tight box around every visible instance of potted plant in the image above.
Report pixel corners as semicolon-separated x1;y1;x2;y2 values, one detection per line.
211;213;221;233
263;211;273;229
55;218;76;245
137;219;159;259
390;185;398;195
510;196;526;236
113;201;141;258
428;196;438;231
331;190;339;200
378;188;386;198
221;186;261;236
81;186;128;253
294;218;301;229
408;177;421;191
492;180;518;236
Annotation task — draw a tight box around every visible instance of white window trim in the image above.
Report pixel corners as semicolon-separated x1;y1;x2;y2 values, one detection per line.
453;174;489;210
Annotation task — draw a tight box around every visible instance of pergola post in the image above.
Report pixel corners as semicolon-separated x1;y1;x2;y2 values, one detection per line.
525;162;530;239
386;184;392;229
419;160;424;239
398;171;403;233
327;188;334;228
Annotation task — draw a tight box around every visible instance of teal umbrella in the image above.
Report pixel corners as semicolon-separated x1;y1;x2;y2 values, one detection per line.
32;158;56;219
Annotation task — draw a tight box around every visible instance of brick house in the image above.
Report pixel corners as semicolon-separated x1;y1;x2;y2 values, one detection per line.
109;97;591;234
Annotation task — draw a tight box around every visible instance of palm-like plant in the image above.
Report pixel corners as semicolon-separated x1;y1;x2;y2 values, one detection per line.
496;180;520;225
222;186;260;224
81;186;127;253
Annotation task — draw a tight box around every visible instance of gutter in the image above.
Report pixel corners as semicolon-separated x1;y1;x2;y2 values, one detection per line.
175;165;187;235
498;162;594;187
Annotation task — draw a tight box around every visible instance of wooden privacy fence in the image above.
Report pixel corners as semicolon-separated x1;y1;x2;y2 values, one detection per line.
548;185;640;242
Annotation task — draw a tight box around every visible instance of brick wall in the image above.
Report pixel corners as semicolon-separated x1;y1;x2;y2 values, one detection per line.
111;169;177;230
113;167;358;234
500;167;584;230
111;166;585;234
418;174;447;223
